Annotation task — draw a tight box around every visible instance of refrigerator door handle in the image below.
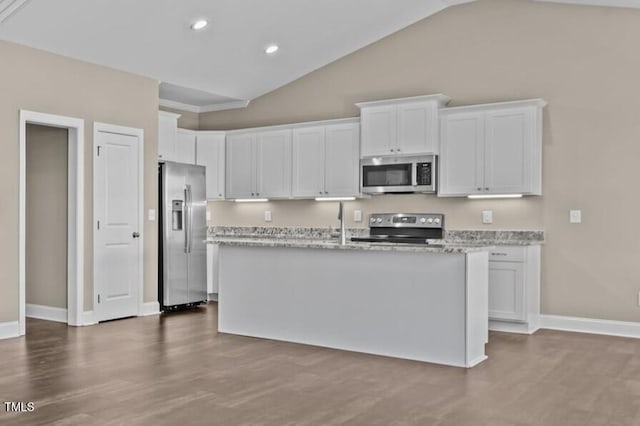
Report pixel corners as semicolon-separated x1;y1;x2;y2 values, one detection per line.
187;184;194;253
183;186;189;253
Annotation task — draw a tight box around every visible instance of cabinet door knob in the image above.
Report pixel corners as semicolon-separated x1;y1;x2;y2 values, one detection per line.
477;188;482;191
251;193;255;196
485;187;489;191
257;193;260;196
319;191;323;194
325;191;328;194
218;193;222;197
390;149;394;152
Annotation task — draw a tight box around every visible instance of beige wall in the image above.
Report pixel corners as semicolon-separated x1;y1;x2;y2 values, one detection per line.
0;40;159;322
202;0;640;322
160;106;199;130
26;124;68;309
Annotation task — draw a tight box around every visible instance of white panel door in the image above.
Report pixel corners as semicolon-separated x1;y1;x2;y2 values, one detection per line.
94;131;140;322
360;105;397;157
256;129;292;198
438;112;485;196
226;133;255;198
292;126;325;197
196;132;226;199
174;129;196;164
484;108;533;194
324;123;360;196
397;101;437;154
488;262;526;322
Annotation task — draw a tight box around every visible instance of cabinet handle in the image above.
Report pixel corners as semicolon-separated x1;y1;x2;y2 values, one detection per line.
396;148;401;152
477;188;482;191
485;187;490;191
491;252;508;256
319;191;323;195
390;149;394;153
325;191;328;194
251;193;255;196
218;193;222;197
257;193;260;196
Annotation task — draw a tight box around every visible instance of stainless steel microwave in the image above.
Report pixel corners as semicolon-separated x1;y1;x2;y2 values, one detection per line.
360;154;436;194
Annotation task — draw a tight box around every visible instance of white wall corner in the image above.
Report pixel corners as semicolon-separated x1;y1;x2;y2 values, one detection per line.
539;314;640;339
25;304;68;323
139;301;161;316
0;321;21;340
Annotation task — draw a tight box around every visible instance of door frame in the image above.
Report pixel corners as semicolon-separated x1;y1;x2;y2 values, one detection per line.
92;122;145;321
19;110;85;335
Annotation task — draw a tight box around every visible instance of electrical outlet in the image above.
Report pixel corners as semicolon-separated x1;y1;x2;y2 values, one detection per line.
354;210;362;222
148;209;156;221
637;291;640;307
482;210;493;224
264;210;272;222
569;210;582;224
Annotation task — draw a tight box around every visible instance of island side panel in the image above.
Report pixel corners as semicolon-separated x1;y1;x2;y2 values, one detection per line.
465;251;489;367
218;245;470;367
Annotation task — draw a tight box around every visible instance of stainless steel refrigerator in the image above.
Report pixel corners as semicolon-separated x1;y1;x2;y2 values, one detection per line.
159;161;207;311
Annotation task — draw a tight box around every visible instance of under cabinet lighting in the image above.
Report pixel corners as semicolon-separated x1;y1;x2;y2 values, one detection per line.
315;197;356;202
467;194;523;199
234;198;269;203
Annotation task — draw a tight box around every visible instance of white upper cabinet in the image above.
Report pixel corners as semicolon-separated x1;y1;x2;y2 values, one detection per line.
256;129;292;198
438;99;545;197
175;129;197;164
226;133;256;199
196;132;226;200
292;126;326;197
158;111;180;161
324;122;360;196
357;94;450;157
292;120;360;198
226;129;292;199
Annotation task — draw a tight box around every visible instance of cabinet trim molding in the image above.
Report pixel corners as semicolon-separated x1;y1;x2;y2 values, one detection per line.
355;93;451;108
226;117;359;135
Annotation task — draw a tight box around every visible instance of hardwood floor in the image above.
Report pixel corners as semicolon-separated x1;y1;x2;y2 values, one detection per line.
1;303;640;425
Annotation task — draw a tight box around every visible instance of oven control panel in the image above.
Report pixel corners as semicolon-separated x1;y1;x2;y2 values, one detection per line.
368;213;444;229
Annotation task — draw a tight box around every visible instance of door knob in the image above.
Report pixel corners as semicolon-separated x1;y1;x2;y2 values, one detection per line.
132;232;140;238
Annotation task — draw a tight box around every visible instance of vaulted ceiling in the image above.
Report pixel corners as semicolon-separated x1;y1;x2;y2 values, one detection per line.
0;0;636;112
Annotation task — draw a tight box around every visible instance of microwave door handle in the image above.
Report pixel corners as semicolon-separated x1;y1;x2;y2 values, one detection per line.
412;163;418;187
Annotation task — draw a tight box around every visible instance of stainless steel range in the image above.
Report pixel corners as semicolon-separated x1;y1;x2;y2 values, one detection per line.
351;213;444;244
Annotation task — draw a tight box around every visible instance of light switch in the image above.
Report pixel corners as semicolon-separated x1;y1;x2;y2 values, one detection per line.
354;210;362;222
482;210;493;224
148;209;156;221
206;211;211;221
264;210;272;222
569;210;582;224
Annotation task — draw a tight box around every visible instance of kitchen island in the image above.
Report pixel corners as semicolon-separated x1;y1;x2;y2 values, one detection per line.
210;237;492;368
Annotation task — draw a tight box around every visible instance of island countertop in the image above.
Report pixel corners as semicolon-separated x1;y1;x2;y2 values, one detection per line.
206;236;494;253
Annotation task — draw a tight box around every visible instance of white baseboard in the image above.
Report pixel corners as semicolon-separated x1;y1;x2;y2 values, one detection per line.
26;304;68;323
139;301;160;316
0;321;20;340
489;320;539;335
79;310;97;326
539;314;640;339
208;293;218;302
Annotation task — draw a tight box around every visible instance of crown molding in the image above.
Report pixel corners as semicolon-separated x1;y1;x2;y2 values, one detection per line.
0;0;31;23
159;98;251;114
535;0;640;8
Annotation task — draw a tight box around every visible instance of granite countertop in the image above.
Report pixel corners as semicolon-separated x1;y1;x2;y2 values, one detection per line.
206;236;494;254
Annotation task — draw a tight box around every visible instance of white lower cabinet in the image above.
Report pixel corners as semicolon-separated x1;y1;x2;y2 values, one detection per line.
206;244;219;300
488;245;541;334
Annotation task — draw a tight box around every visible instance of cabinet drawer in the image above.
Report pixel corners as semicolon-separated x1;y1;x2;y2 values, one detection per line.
488;246;525;262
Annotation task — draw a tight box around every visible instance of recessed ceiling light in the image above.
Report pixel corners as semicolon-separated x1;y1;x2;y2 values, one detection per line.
191;19;208;31
265;44;279;55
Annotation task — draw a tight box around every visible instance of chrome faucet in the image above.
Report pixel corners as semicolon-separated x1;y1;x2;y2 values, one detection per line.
337;201;346;245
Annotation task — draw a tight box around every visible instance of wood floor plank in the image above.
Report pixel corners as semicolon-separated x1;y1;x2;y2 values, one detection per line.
1;303;640;425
